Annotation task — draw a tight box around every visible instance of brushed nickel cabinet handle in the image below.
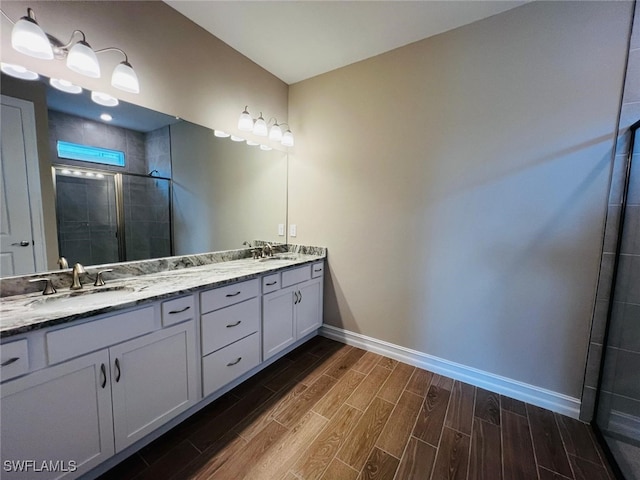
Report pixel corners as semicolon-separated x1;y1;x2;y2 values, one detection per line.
226;321;242;328
227;357;242;367
266;281;277;286
115;358;121;382
100;364;107;388
169;306;191;314
1;357;20;367
226;291;241;297
314;268;322;272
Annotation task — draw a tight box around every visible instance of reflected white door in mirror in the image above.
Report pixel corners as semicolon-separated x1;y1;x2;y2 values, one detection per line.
0;95;47;275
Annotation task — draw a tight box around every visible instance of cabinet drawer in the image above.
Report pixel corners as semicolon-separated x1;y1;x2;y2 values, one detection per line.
200;279;259;314
161;295;195;327
262;273;281;294
201;298;259;355
282;265;311;288
202;333;260;397
311;261;325;278
1;339;29;382
46;306;156;365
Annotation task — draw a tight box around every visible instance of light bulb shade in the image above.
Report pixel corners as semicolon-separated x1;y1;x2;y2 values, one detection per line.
11;16;53;60
252;115;268;136
281;130;294;147
1;63;39;80
50;78;82;94
230;135;245;142
238;109;254;131
67;41;100;78
111;61;139;93
246;140;259;146
260;145;273;151
214;130;230;138
269;124;283;141
91;91;119;107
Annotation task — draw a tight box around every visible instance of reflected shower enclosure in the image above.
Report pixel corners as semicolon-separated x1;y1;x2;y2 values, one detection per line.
54;167;172;266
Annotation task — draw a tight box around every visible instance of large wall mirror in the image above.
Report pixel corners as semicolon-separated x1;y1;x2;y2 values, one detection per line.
0;74;288;277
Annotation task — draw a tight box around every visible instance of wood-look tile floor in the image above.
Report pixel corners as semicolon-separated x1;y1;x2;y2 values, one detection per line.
97;336;616;480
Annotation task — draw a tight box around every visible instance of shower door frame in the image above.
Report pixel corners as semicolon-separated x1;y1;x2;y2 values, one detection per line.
591;118;640;480
52;165;174;264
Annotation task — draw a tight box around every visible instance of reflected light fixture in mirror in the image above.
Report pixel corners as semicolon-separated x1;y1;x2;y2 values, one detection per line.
1;62;38;80
1;7;140;93
50;78;82;94
91;91;119;107
214;130;231;138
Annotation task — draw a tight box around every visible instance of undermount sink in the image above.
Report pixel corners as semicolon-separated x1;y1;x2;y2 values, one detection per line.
28;286;135;310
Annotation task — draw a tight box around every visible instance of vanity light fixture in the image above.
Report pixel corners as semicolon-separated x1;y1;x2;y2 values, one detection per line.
50;78;82;94
1;62;39;80
2;7;140;93
237;106;295;147
246;140;260;146
230;135;245;142
260;145;273;151
214;130;231;138
100;113;113;122
91;91;118;107
252;113;268;136
238;107;254;132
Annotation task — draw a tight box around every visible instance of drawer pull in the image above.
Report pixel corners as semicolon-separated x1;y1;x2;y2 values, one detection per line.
169;305;191;314
227;357;242;367
226;291;242;298
1;357;20;367
226;320;242;328
314;268;322;272
100;364;107;389
115;358;121;382
266;281;278;286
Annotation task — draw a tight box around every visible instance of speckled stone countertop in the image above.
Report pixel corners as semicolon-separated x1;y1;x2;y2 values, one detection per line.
0;248;326;339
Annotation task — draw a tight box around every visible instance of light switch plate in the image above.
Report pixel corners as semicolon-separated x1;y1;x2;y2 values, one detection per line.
278;224;285;236
289;224;297;237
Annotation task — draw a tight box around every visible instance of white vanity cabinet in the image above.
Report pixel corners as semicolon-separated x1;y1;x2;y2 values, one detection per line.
0;299;198;479
1;350;115;479
263;261;324;360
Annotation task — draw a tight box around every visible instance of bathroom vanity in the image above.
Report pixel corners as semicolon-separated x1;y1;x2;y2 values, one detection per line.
0;247;325;479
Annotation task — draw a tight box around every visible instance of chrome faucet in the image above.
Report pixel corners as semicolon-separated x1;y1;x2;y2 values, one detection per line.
70;263;86;290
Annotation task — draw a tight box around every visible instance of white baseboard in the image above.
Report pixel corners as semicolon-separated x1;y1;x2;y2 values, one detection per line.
320;324;581;419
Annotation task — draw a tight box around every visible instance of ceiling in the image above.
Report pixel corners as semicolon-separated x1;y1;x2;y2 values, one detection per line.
164;1;528;85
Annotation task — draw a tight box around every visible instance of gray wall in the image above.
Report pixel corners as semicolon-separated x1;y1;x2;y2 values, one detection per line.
288;1;633;402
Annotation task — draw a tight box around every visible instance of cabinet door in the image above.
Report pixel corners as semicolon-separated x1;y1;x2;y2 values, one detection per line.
1;350;114;480
296;277;324;338
110;321;197;452
262;287;296;360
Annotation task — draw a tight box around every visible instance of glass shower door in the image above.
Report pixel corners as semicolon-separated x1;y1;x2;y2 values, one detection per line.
594;122;640;479
55;168;120;266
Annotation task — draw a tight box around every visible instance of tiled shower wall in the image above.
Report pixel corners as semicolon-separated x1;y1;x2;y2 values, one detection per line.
581;3;640;421
48;111;172;265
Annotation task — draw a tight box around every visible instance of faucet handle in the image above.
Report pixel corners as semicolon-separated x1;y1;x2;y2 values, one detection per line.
29;278;57;295
94;269;114;287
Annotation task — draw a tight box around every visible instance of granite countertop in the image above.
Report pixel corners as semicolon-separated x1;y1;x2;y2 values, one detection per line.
0;253;324;338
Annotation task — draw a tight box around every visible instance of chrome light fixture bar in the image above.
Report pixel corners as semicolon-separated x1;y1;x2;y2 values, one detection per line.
237;106;294;147
1;7;140;94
